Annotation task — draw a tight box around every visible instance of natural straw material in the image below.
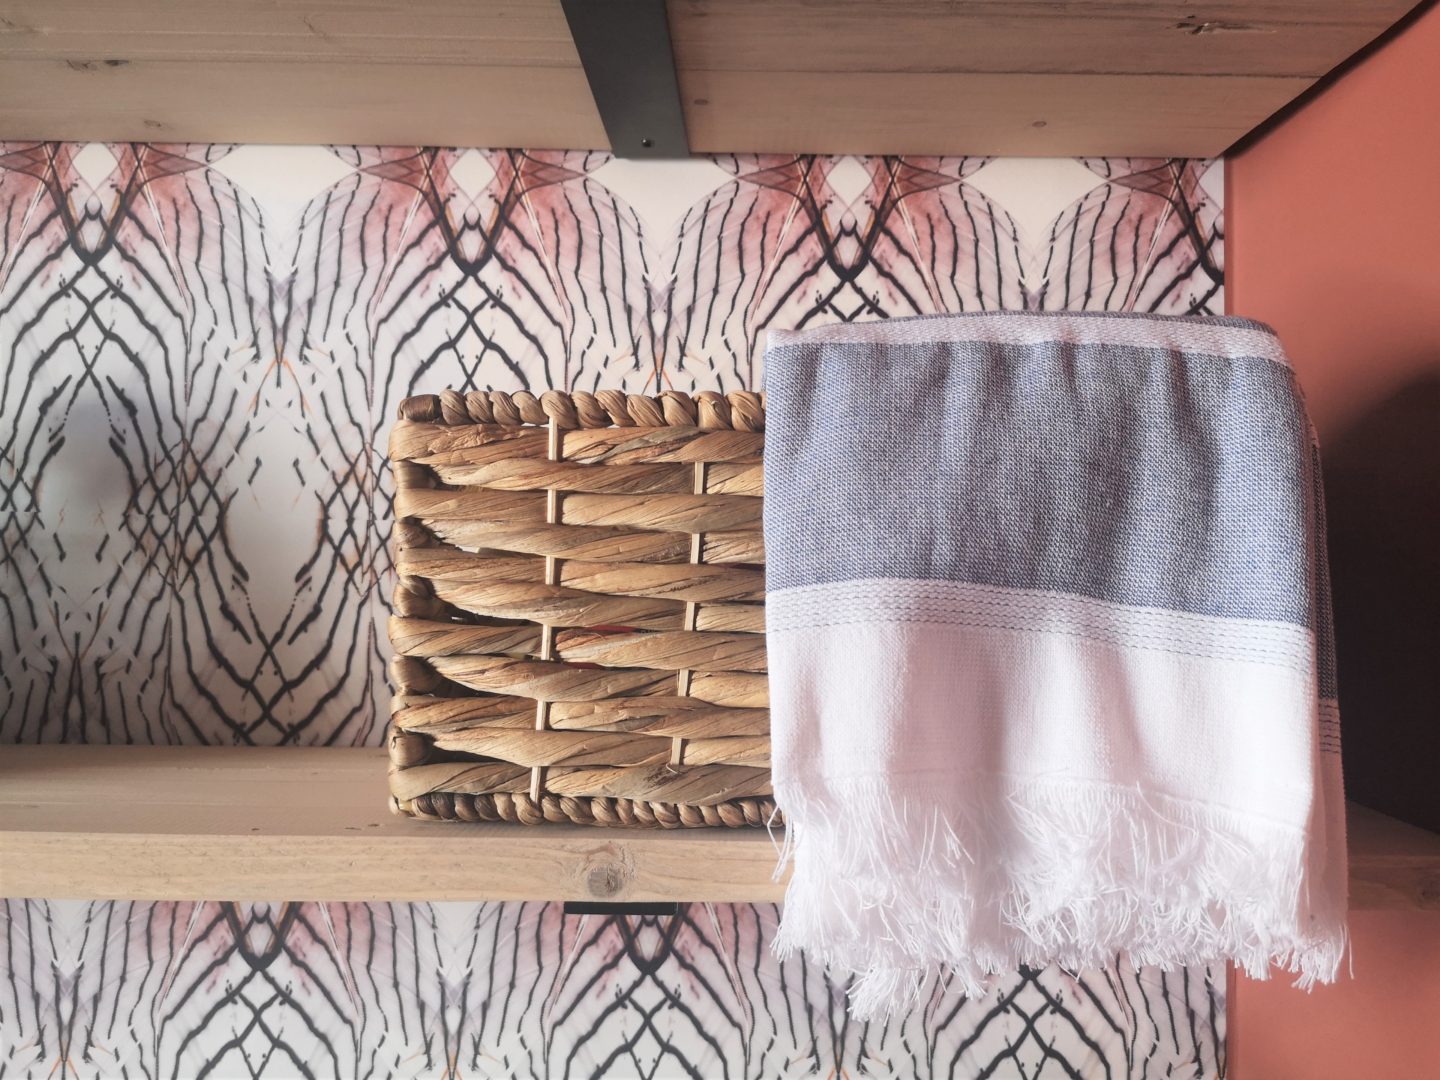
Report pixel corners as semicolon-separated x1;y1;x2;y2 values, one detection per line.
388;388;773;827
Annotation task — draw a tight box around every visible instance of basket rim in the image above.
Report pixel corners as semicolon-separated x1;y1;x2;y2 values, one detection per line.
400;789;780;829
396;388;766;432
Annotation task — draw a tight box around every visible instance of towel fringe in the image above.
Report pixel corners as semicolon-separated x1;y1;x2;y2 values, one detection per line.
773;776;1347;1020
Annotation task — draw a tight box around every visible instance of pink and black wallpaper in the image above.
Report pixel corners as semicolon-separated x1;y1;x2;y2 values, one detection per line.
1;144;1226;1078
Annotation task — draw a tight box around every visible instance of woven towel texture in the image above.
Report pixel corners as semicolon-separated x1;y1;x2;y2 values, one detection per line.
763;311;1346;1018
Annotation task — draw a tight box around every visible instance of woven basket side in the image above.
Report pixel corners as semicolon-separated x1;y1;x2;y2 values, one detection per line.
387;389;775;828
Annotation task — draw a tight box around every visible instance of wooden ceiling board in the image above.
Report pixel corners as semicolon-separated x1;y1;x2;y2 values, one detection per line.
683;69;1314;158
669;0;1418;156
668;1;1418;78
0;1;580;66
0;2;1423;185
0;59;608;148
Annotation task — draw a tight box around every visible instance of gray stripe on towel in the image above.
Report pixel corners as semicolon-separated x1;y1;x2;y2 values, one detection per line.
764;334;1316;629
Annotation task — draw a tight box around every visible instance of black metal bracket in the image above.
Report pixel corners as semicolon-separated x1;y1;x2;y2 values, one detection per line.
562;901;682;917
561;0;690;159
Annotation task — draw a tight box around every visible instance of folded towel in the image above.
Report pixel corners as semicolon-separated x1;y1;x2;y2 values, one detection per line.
763;312;1347;1017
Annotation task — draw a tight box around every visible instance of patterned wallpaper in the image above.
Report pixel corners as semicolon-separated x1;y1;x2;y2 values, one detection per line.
0;144;1226;1078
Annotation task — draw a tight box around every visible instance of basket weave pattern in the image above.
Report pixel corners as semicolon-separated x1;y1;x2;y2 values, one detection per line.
388;388;775;827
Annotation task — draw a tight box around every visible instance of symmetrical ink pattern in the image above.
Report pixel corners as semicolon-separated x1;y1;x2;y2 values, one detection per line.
1;144;1225;1078
0;146;1222;747
2;900;1223;1080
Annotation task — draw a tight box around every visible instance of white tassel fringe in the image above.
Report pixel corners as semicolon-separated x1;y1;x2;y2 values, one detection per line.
773;777;1347;1020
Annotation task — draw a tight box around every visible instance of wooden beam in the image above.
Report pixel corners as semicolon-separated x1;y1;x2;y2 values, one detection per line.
0;745;786;902
4;745;1437;910
668;1;1415;79
0;59;605;148
0;0;1421;156
0;0;603;148
682;70;1312;158
1347;801;1440;912
0;1;579;65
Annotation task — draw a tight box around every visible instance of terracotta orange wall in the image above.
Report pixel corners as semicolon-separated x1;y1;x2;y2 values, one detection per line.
1228;913;1440;1078
1227;2;1440;440
1226;3;1440;1077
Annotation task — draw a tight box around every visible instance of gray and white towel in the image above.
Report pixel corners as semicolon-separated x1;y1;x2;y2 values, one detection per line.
763;312;1347;1017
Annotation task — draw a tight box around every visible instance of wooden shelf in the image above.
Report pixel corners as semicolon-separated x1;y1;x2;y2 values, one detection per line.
0;0;1418;156
3;746;1437;907
1345;802;1440;913
0;746;786;903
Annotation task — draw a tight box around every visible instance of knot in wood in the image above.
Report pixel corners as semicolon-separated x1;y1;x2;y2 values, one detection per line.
586;861;627;898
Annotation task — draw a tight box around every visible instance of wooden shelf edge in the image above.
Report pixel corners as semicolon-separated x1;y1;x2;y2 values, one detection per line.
1346;801;1440;913
3;745;1436;910
0;745;787;903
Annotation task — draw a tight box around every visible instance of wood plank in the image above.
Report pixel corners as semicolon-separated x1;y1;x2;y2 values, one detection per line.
4;745;1437;910
0;0;1419;155
7;0;1407;76
670;1;1416;79
0;1;579;66
683;70;1313;158
1348;802;1440;912
0;745;786;902
0;59;606;148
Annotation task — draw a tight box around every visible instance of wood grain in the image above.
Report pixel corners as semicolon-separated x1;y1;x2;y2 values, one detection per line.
682;70;1314;158
5;745;1434;907
1347;801;1440;912
0;0;579;65
0;0;1417;155
0;745;787;901
669;0;1414;78
0;58;605;148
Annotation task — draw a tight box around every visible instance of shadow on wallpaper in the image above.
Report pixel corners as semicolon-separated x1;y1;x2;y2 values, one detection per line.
1;143;1225;1079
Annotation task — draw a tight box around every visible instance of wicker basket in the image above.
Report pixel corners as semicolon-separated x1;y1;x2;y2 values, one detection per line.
387;388;775;827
